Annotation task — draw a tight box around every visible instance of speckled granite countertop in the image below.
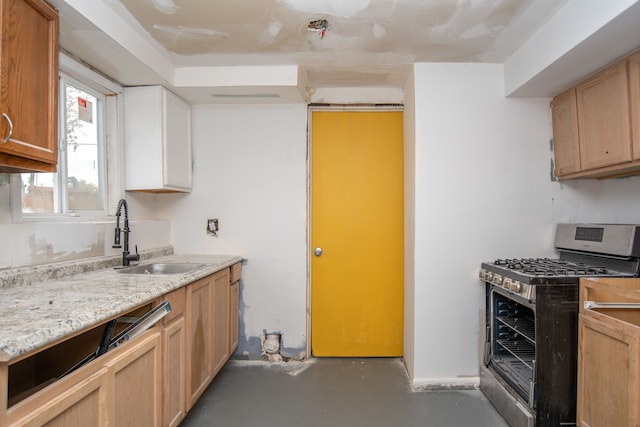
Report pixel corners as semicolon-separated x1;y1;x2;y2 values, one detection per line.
0;253;242;362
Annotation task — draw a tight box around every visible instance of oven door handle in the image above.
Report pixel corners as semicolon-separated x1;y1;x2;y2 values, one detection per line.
585;300;640;309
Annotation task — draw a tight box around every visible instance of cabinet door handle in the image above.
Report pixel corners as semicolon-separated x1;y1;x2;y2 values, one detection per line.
585;301;640;309
2;113;13;144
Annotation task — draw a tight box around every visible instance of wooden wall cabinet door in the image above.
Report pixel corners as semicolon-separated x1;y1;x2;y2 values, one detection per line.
0;0;58;173
161;288;186;427
576;61;632;170
551;88;581;176
629;51;640;160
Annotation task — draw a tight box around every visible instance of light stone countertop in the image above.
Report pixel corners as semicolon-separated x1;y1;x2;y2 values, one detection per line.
0;253;242;362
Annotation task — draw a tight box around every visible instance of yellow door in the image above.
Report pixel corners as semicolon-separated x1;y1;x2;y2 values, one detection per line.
311;110;404;357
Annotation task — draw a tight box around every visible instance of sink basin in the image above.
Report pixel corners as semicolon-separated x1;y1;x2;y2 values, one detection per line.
117;263;207;275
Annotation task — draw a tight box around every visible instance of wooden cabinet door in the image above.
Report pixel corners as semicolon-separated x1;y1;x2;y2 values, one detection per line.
0;0;58;172
162;316;185;427
7;368;108;427
577;312;640;427
106;331;162;427
629;51;640;159
185;275;213;410
212;269;230;376
229;281;239;354
551;89;581;176
576;61;632;169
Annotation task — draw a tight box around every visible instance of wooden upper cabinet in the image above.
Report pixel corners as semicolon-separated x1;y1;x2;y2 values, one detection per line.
629;50;640;159
0;0;59;173
551;89;581;176
576;61;632;170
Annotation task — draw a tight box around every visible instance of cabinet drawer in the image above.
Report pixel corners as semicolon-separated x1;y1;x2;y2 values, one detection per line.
162;287;185;324
230;262;242;283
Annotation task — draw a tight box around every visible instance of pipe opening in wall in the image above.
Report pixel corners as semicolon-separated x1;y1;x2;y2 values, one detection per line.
261;332;283;361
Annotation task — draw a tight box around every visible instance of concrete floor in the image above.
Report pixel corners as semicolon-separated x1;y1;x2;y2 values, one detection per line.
180;358;508;427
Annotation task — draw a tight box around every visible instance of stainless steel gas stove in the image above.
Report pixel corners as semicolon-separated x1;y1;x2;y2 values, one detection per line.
478;223;640;427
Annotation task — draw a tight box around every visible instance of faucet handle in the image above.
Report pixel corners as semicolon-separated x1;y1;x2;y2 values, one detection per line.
130;245;140;262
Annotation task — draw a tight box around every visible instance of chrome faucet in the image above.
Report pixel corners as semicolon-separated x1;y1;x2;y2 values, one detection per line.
113;199;140;267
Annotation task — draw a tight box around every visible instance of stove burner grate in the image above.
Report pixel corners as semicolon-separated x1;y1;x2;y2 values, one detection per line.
493;258;609;277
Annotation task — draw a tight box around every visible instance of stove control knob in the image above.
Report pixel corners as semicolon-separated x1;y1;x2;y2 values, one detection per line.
512;281;521;293
492;274;502;286
503;278;511;290
522;284;534;301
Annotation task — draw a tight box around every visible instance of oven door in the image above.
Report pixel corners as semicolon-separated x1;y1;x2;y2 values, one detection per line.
488;285;536;408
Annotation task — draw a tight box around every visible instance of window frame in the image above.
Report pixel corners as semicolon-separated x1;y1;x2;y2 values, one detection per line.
14;52;124;222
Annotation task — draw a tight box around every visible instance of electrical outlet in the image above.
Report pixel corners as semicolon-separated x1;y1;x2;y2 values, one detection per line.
206;218;219;236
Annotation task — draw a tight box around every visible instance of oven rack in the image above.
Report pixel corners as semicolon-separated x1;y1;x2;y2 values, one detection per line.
496;316;535;344
495;339;535;370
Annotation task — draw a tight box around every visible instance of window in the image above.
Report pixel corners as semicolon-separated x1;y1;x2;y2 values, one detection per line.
19;54;122;218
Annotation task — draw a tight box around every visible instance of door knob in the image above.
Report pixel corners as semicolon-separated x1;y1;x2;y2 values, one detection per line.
314;247;323;257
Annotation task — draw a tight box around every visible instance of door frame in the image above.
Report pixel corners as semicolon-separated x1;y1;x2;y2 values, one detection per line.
305;104;405;358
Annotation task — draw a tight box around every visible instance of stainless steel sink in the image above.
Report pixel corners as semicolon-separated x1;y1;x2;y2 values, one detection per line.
117;263;207;275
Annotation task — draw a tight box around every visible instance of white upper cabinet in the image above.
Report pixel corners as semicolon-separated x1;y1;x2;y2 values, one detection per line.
124;85;192;192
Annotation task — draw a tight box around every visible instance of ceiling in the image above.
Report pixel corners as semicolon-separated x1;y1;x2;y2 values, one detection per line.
115;0;568;82
48;0;640;104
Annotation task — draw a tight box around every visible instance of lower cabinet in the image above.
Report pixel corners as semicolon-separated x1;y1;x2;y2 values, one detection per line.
7;368;109;426
185;267;231;409
229;281;239;354
212;270;230;376
578;278;640;427
229;262;241;354
6;330;161;427
108;332;162;427
186;273;215;410
2;264;242;426
161;287;186;427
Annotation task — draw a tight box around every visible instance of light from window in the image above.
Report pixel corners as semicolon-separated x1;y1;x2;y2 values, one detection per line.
21;78;105;214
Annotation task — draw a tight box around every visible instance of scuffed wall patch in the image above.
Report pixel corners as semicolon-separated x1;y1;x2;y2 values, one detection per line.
29;231;106;265
152;24;230;39
284;0;371;18
260;21;284;43
151;0;178;14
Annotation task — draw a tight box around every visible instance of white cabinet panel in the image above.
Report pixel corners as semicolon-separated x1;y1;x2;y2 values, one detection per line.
124;86;192;192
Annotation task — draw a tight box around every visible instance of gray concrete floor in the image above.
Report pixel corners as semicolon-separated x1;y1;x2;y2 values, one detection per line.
180;358;508;427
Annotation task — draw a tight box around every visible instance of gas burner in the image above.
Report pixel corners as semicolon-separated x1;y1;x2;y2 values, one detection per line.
492;257;610;277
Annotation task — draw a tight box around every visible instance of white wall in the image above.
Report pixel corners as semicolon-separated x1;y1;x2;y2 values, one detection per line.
403;69;417;379
155;104;308;359
410;62;558;387
408;62;640;387
0;178;170;269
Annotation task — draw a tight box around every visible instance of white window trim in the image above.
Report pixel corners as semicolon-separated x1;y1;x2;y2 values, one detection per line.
14;52;125;222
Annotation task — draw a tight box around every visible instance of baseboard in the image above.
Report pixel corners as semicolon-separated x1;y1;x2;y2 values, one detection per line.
412;376;480;391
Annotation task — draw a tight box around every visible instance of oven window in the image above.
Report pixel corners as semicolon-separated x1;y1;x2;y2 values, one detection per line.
491;291;535;401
